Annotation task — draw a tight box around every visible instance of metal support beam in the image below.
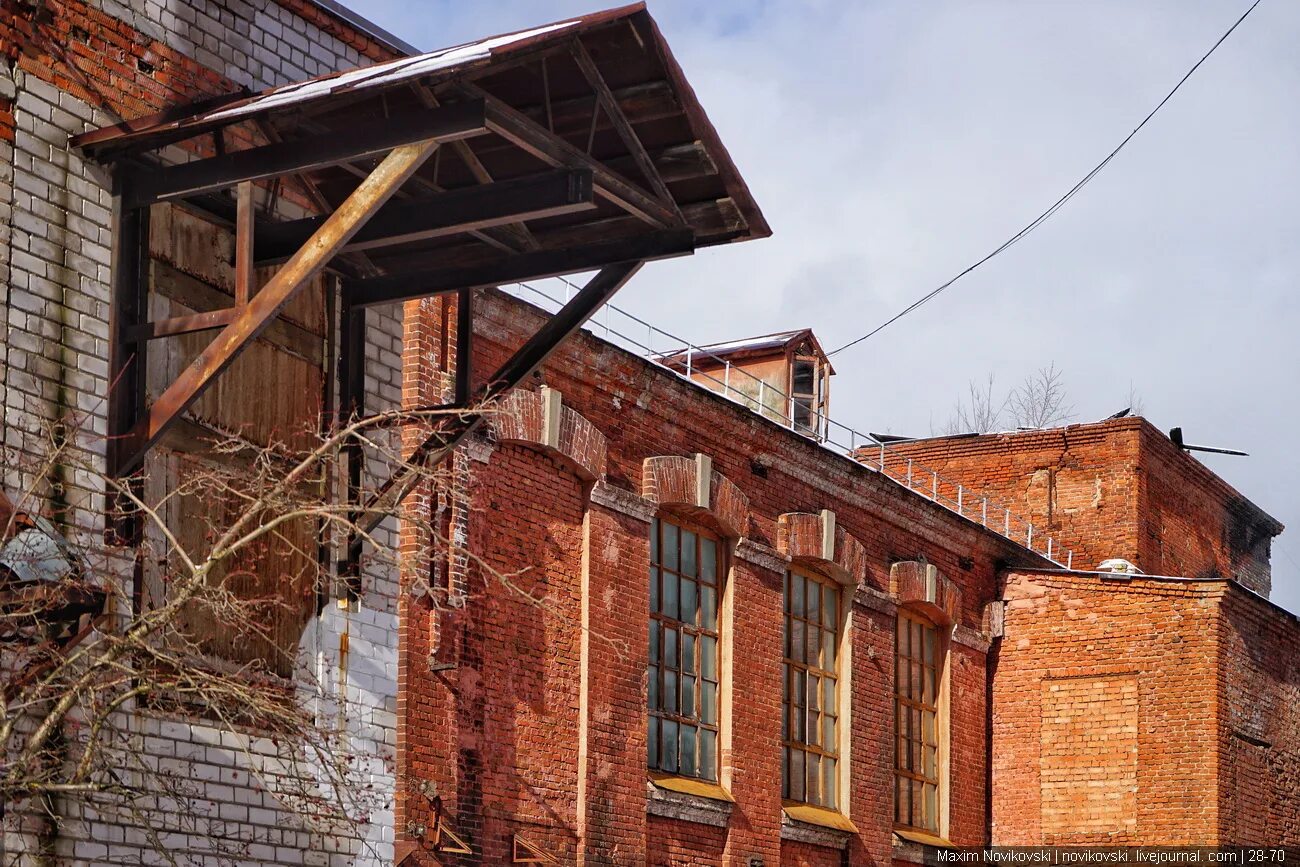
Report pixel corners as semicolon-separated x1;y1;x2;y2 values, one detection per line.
339;302;366;602
342;228;695;308
254;169;595;264
356;262;645;533
234;180;255;305
569;40;683;223
124;100;485;207
115;139;441;475
106;186;150;482
458;84;677;229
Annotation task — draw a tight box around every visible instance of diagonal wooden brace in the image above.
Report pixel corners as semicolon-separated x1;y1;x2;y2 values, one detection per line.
114;139;441;475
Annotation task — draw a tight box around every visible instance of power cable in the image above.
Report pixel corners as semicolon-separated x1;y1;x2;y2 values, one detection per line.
827;0;1264;358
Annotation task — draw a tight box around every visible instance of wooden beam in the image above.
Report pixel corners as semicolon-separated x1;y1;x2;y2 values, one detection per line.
569;40;682;222
126;307;238;341
115;139;441;475
254;169;595;264
357;262;645;533
343;229;695;309
125;99;484;207
460;84;678;229
234;181;254;305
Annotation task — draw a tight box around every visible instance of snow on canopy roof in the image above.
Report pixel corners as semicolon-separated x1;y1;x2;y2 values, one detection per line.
655;328;834;372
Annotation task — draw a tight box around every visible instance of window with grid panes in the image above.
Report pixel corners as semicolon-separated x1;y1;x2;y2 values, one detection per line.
782;569;842;809
648;517;721;781
895;609;941;833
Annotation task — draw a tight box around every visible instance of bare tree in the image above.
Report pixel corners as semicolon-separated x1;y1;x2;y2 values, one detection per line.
942;364;1076;435
944;373;1009;434
0;402;490;864
1007;363;1075;429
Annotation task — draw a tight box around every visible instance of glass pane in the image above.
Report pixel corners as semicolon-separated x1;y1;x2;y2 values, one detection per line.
662;575;679;622
924;626;936;666
823;630;837;669
912;662;923;699
701;585;717;627
924;667;935;704
681;578;697;626
781;747;790;799
924;745;937;779
823;758;837;810
807;706;819;747
807;753;821;804
898;616;908;657
681;674;696;718
808;674;820;711
823;586;837;628
681;530;697;576
701;635;717;680
664;627;678;669
664;670;678;713
662;522;678;570
823;714;837;753
702;681;718;725
794;670;806;708
794;360;815;394
896;775;908;824
661;720;678;774
824;677;836;715
912;737;922;773
914;780;926;826
649;567;659;613
700;728;717;782
790;749;805;802
791;620;805;664
807;579;820;621
924;783;937;830
648;665;659;709
701;538;716;584
649;622;660;662
925;710;937;747
682;632;697;675
791;573;805;617
680;725;697;777
648;716;659;767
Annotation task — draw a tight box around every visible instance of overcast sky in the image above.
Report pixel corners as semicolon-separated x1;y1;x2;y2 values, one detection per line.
348;0;1300;613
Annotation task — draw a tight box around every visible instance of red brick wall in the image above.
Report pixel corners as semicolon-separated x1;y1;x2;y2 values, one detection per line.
396;289;1050;863
1217;587;1300;845
876;420;1280;594
993;571;1224;845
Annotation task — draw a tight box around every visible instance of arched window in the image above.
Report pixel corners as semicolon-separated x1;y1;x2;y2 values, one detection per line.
895;608;943;833
782;568;843;809
648;516;722;782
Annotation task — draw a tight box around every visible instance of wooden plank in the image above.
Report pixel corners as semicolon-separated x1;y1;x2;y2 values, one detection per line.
570;39;682;222
254;169;595;264
127;307;238;341
234;181;254;305
117;139;440;474
462;85;678;229
343;229;695;308
150;261;322;363
125;100;484;207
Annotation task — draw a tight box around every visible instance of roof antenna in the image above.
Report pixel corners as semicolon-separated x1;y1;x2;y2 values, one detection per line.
1169;427;1248;457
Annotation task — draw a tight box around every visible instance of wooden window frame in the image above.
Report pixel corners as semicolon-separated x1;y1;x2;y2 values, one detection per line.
894;607;946;835
781;567;845;810
648;515;724;782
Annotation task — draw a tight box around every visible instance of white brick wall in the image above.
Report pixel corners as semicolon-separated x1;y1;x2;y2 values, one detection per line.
1;2;406;864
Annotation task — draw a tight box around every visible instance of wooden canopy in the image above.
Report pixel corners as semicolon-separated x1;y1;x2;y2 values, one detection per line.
73;2;768;517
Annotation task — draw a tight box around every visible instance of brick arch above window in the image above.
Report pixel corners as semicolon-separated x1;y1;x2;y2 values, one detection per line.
642;454;749;538
889;560;961;626
777;510;866;586
493;386;607;483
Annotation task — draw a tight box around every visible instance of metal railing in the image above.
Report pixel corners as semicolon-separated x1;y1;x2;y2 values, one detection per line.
501;278;1073;569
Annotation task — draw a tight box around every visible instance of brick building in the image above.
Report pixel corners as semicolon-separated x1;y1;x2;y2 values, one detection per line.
396;287;1299;864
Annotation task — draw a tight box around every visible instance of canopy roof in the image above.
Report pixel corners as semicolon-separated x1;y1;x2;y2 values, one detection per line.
73;2;768;299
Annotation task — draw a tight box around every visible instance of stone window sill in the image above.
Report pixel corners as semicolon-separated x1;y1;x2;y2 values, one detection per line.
893;828;956;864
781;802;855;849
646;776;734;828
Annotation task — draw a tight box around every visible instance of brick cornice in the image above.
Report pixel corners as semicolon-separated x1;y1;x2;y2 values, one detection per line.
776;510;867;586
590;481;656;523
642;454;749;538
493;387;607;482
733;539;790;574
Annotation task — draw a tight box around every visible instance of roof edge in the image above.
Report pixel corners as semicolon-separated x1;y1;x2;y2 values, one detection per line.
291;0;420;57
